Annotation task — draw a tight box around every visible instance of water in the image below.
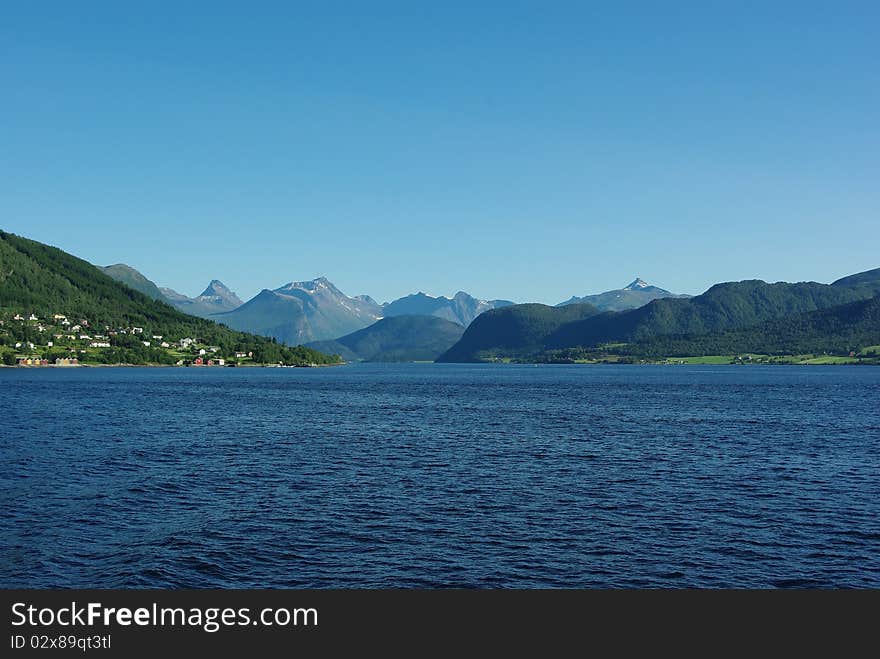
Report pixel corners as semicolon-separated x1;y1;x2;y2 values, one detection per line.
1;364;878;588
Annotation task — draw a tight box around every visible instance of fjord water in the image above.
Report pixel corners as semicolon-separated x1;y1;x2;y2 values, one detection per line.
1;364;878;588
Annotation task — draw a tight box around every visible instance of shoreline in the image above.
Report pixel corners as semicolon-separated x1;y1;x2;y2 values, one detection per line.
1;361;875;369
0;362;346;369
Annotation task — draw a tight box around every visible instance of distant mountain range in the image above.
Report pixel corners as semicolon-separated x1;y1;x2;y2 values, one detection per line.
91;254;880;364
100;264;516;343
383;292;514;326
557;278;689;311
306;315;465;362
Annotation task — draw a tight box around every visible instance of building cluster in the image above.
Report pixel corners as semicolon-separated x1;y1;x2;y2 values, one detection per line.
2;311;243;366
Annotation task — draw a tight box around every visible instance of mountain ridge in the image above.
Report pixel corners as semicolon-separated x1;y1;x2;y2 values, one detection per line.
307;315;465;362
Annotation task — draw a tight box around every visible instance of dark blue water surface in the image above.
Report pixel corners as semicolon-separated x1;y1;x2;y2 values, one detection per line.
1;364;878;588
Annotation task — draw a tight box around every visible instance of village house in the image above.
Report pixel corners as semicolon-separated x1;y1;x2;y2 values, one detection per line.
13;313;24;320
53;314;67;320
142;341;151;347
28;314;38;321
90;341;111;348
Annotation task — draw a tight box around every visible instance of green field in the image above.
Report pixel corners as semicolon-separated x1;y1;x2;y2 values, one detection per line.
797;356;859;365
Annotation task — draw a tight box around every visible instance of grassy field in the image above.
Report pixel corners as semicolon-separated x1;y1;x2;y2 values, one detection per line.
797;356;859;365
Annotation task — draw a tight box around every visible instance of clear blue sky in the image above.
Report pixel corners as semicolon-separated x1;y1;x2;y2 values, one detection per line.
2;1;877;304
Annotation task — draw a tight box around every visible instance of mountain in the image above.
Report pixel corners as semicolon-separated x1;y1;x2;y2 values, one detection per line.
547;274;880;349
830;267;880;288
307;315;465;362
0;231;339;366
617;294;880;358
100;264;166;301
214;277;383;344
383;291;514;326
438;269;880;362
558;278;689;312
436;303;601;362
160;280;243;318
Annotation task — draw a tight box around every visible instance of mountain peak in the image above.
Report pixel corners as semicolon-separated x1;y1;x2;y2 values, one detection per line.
624;278;650;290
200;279;233;297
277;277;337;293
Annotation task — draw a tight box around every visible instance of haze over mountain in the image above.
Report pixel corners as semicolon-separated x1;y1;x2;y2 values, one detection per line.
557;278;689;312
93;261;514;341
214;277;383;344
439;269;880;362
382;291;513;326
307;315;465;362
160;280;244;319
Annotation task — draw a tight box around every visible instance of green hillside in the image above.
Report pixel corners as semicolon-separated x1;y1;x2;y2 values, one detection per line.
438;271;880;362
436;303;601;362
548;277;880;350
100;263;166;301
616;294;880;358
308;315;465;362
0;231;340;366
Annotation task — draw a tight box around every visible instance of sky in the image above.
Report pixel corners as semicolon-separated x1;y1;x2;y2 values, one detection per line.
2;1;878;305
